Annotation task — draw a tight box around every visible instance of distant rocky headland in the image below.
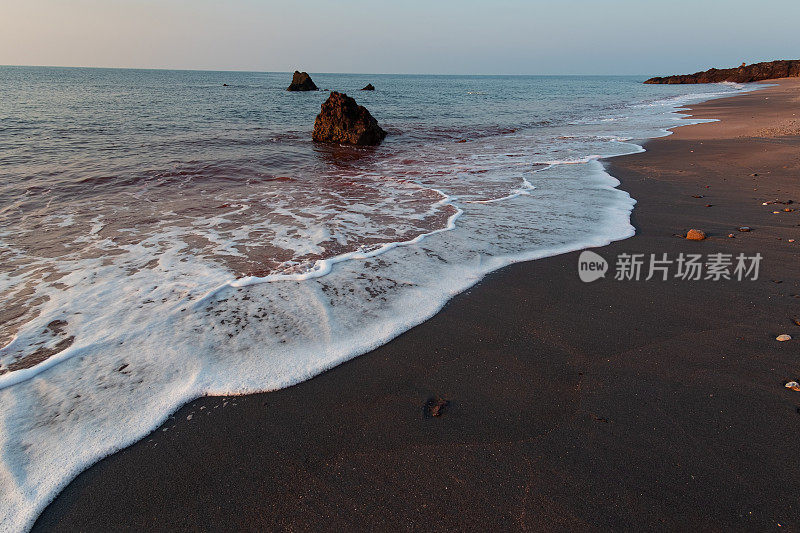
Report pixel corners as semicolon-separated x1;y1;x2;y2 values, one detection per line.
645;59;800;84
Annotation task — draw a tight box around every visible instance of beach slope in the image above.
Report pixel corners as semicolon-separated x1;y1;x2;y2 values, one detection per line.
34;80;800;531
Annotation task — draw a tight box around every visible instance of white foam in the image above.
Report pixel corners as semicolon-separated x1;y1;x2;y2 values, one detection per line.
228;188;463;286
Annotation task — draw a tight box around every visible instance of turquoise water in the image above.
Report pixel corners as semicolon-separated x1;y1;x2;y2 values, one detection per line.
0;67;752;530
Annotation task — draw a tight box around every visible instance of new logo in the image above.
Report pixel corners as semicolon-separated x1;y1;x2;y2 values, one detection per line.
578;250;608;283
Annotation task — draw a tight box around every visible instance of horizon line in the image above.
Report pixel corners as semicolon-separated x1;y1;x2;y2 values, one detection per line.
0;63;656;78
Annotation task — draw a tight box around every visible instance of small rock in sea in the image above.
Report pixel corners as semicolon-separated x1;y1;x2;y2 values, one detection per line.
705;204;713;207
312;91;387;146
686;229;706;241
456;139;467;143
751;173;759;177
692;195;704;198
790;239;796;243
423;397;450;417
361;83;375;91
777;334;792;342
785;208;795;212
738;226;752;232
223;83;229;87
793;317;800;327
728;233;736;238
287;71;318;91
785;381;800;391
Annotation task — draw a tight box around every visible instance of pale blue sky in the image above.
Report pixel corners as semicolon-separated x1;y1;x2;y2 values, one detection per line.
2;0;798;75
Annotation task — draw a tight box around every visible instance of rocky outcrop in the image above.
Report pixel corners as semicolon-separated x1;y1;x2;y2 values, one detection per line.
361;83;375;91
645;60;800;84
287;71;318;91
312;92;387;146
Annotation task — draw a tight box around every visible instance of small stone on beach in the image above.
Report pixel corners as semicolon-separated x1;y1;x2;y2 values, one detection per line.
424;397;450;417
685;229;706;241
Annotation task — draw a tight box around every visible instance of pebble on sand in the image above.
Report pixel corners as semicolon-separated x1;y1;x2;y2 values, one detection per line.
776;334;792;342
685;229;706;240
424;397;450;417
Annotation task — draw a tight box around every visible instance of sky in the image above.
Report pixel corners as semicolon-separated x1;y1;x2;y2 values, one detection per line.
1;0;799;75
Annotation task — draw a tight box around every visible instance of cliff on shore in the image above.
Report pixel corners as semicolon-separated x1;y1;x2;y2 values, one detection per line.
645;60;800;84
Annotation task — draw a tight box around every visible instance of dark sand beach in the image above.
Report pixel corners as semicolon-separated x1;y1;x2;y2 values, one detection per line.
34;79;800;531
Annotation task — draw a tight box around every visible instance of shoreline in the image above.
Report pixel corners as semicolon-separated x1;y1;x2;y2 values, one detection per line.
33;80;800;530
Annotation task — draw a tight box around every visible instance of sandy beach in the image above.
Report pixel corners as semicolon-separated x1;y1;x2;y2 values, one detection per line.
33;79;800;530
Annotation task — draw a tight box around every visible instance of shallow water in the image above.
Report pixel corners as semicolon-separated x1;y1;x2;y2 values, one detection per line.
0;67;754;530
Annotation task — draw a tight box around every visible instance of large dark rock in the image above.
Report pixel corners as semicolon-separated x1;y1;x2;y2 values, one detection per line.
312;92;387;146
645;60;800;84
287;71;318;91
361;83;375;91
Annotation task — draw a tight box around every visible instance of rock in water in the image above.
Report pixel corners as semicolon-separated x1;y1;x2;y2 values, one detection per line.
312;92;387;146
287;71;318;91
645;59;800;84
361;83;375;91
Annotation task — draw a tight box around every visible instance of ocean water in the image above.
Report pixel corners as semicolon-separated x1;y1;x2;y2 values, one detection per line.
0;67;755;530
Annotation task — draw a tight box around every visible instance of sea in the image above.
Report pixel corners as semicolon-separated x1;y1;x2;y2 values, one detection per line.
0;66;756;530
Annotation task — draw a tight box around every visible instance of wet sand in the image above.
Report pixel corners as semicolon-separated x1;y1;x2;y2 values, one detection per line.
34;79;800;531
